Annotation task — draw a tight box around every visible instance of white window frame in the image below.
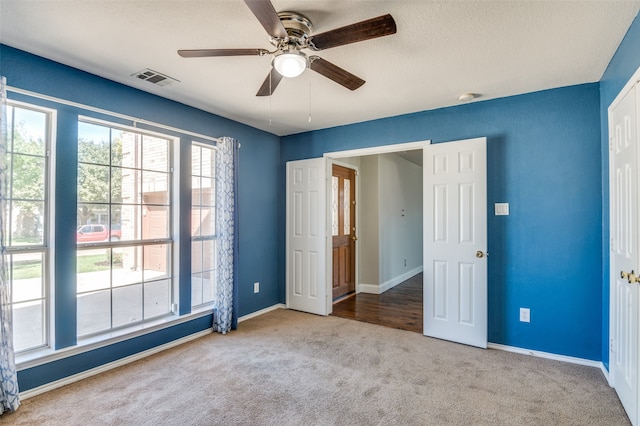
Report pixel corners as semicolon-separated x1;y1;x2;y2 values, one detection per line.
6;100;55;354
190;141;217;308
76;117;178;338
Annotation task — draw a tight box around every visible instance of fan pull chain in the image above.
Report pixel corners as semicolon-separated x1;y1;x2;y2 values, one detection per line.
308;73;312;124
269;71;273;126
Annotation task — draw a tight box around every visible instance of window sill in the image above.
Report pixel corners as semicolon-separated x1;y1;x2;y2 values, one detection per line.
16;306;214;371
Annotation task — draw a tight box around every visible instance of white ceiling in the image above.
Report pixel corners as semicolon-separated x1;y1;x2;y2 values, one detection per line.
1;1;639;136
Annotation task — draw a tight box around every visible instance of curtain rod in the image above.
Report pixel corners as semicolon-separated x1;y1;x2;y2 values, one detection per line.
7;86;223;144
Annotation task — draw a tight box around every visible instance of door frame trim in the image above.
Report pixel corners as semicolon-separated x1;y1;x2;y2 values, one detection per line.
608;64;640;392
324;141;431;160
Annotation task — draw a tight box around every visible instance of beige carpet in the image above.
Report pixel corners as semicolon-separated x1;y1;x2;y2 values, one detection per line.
2;309;630;425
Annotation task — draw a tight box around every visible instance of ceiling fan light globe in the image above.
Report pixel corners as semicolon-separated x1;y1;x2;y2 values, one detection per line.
274;52;307;78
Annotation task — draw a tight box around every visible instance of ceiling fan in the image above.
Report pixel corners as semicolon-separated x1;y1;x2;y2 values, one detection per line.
178;0;397;96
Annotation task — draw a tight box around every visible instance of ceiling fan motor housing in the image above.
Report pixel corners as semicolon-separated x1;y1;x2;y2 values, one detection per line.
276;11;313;46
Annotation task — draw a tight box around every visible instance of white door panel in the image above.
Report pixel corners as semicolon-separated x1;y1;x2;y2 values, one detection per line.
610;83;638;424
286;158;329;316
424;137;488;348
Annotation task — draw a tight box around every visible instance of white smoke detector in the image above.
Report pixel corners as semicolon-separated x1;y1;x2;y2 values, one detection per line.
458;93;477;102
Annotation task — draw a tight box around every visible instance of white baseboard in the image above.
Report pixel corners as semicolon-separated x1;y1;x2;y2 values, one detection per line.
238;304;286;323
20;328;213;400
488;343;607;379
358;283;380;294
601;363;611;385
359;266;423;295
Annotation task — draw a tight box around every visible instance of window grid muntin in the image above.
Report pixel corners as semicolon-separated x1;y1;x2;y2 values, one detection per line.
78;123;172;245
77;119;174;336
76;242;173;338
191;142;216;308
6;102;51;353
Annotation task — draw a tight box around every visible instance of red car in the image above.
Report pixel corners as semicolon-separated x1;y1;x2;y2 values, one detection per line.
76;224;121;242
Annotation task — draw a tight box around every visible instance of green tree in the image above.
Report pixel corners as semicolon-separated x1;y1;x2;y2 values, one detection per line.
77;133;123;226
10;122;45;239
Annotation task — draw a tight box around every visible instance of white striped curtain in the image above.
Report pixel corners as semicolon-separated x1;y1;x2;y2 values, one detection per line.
0;76;20;414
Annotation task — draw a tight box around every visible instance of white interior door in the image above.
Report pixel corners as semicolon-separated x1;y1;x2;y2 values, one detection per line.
423;137;488;348
610;82;639;424
286;158;329;316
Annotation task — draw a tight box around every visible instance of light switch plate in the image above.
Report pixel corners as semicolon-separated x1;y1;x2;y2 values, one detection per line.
495;203;509;216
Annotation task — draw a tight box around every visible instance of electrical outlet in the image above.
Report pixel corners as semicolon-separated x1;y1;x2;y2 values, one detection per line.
519;307;530;323
253;282;260;293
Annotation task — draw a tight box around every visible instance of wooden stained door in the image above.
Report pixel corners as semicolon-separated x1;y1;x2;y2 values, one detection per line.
332;164;356;300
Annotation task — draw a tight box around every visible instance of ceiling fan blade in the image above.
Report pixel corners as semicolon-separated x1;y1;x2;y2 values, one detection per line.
178;48;268;58
309;14;397;51
309;57;365;91
256;68;284;96
244;0;288;39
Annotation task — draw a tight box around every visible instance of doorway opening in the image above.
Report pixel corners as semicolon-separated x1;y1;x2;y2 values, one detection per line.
286;137;487;347
327;147;424;333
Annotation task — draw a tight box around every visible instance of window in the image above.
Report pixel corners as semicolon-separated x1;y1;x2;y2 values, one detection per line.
6;92;224;361
5;102;50;352
76;120;174;337
191;143;216;307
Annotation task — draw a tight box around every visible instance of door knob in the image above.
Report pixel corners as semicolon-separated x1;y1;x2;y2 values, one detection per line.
621;270;639;283
352;236;358;241
475;251;484;258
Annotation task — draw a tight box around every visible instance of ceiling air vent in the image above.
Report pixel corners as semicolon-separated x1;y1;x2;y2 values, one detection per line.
131;69;179;87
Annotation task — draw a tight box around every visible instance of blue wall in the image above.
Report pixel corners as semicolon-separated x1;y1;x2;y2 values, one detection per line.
1;45;281;390
281;84;603;360
599;13;640;369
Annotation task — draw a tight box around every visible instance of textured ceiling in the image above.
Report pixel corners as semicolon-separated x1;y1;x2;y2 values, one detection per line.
1;1;639;136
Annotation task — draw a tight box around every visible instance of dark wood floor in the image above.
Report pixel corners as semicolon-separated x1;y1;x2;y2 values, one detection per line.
331;273;423;333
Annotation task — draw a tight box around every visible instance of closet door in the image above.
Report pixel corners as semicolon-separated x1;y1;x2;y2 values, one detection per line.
610;82;639;425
